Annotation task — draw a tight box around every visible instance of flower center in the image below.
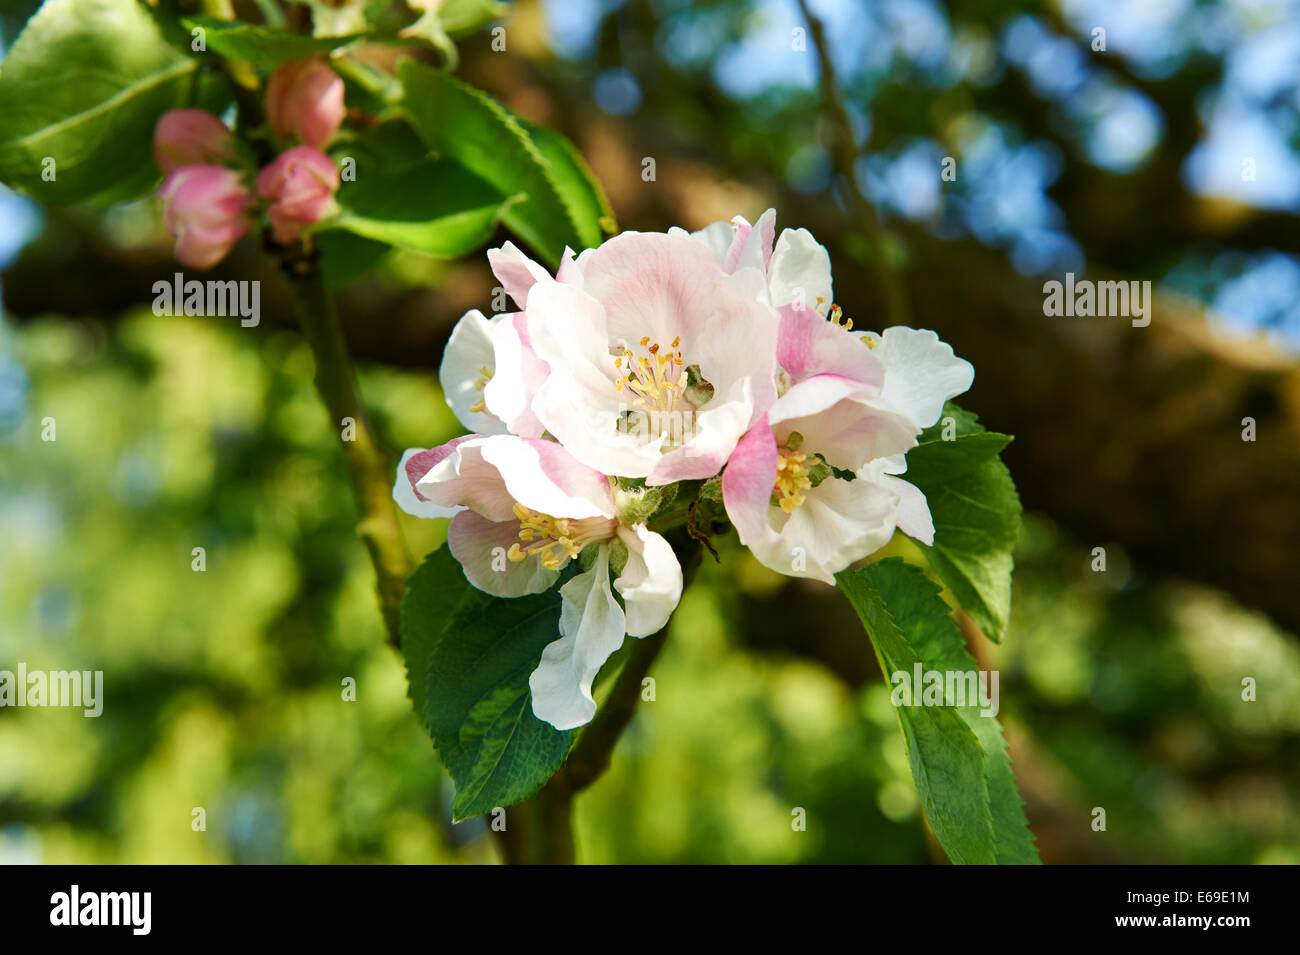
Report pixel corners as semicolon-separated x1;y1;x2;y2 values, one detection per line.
614;335;688;415
506;502;615;570
774;447;813;513
468;364;493;414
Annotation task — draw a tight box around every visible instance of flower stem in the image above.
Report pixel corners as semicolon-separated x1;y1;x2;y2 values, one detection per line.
502;534;703;863
280;245;413;648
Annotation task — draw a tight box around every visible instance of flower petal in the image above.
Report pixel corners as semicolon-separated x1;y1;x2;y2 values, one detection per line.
721;413;779;546
748;473;900;584
439;309;508;434
483;313;549;438
863;327;974;429
613;525;683;637
413;437;516;521
730;207;776;274
393;444;467;519
647;377;755;485
529;545;626;730
478;435;615;520
768;227;832;310
447;509;560;597
777;304;883;389
768;374;918;470
672;220;734;264
487;241;552;309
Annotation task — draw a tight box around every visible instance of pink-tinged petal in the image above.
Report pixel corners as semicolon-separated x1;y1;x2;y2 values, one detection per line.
256;146;339;243
266;58;345;149
487;241;553;309
153;109;236;176
157;165;254;270
529;545;626;729
865;327;974;429
522;281;614;390
526;279;666;477
768;227;833;310
527;231;778;479
777;304;883;388
393;445;467;519
613;525;683;637
483;313;548;438
747;474;900;584
732;207;776;274
647;378;754;485
721;414;779;546
478;435;614;520
413;437;517;521
769;375;918;470
577;230;730;348
402;437;475;497
722;214;752;273
439;309;508;435
447;509;560;597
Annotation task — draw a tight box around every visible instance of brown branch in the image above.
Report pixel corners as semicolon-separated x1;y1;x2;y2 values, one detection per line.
796;0;910;326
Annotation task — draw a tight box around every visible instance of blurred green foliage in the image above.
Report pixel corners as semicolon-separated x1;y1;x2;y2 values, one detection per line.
2;308;1296;863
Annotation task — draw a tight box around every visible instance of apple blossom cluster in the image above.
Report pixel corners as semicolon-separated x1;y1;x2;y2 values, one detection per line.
153;58;344;270
395;210;974;731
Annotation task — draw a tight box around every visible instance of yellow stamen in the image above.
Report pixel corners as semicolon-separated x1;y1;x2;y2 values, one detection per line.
507;502;615;570
774;447;813;513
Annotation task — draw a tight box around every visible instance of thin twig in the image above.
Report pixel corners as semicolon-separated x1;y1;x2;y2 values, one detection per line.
796;0;910;326
558;625;672;794
282;245;413;648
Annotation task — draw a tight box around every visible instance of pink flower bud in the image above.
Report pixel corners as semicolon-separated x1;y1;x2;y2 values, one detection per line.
265;58;346;149
158;165;255;270
153;109;237;176
257;146;340;244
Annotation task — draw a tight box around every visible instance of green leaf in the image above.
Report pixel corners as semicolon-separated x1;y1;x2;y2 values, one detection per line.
837;559;1039;864
0;0;196;203
181;15;363;64
522;120;618;240
400;547;574;821
398;61;603;266
316;230;390;288
904;403;1022;643
319;156;520;257
398;0;508;69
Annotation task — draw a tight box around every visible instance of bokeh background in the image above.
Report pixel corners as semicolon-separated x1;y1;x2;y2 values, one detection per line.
2;0;1299;864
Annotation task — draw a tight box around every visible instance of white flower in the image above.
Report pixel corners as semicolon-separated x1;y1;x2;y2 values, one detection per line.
395;433;682;730
518;230;780;485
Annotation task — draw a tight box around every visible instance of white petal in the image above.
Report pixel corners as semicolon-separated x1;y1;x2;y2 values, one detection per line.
674;220;734;264
887;476;934;545
529;545;627;730
414;437;517;522
614;525;683;637
868;327;974;429
392;448;461;519
478;435;615;520
483;313;549;438
748;474;899;584
859;455;934;545
768;227;833;310
487;241;552;309
732;208;776;274
439;309;508;434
